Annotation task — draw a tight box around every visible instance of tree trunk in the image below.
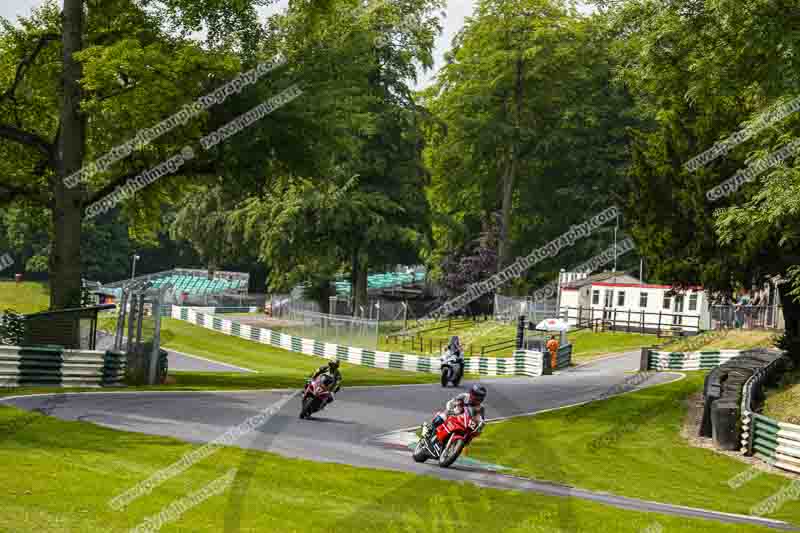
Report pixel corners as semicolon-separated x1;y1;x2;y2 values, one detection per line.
780;285;800;342
51;0;86;310
497;55;524;272
350;247;368;317
314;279;335;314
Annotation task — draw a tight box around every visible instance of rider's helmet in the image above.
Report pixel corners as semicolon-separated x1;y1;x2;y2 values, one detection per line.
469;384;487;404
328;359;340;371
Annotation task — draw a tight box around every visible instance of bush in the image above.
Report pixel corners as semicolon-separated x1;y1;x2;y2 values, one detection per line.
774;332;800;364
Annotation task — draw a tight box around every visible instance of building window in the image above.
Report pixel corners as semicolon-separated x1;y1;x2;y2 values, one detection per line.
689;293;698;311
617;291;625;307
639;292;648;308
592;290;599;305
663;294;672;310
604;290;613;307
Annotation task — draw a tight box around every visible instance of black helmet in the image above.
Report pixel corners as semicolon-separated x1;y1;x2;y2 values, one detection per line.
329;359;340;370
469;384;487;403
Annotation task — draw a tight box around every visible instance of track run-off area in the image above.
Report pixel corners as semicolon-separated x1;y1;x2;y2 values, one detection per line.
2;352;797;531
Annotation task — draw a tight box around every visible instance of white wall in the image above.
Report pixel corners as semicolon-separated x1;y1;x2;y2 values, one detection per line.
559;284;708;332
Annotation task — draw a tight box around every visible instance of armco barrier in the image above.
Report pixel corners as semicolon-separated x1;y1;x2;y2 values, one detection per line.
644;349;743;371
743;414;800;474
0;345;126;387
172;306;552;377
740;353;798;474
185;306;259;314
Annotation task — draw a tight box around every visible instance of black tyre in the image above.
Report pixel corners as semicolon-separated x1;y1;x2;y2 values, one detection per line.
300;396;315;419
453;368;462;387
438;437;465;468
441;367;451;387
412;438;429;463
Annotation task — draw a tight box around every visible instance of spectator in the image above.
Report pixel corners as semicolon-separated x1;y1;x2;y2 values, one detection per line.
546;335;560;370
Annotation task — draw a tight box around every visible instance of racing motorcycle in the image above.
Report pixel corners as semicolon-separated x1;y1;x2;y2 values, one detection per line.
413;405;485;467
440;348;464;387
299;374;335;419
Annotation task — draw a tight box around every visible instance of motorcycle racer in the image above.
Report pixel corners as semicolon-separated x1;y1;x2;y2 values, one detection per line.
308;359;343;408
422;384;486;438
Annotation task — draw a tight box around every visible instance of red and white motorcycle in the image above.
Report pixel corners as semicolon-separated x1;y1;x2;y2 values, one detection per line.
299;374;335;419
413;405;485;467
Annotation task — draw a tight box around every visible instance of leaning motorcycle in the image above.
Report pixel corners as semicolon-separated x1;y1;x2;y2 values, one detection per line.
299;374;335;419
413;405;485;467
440;348;464;387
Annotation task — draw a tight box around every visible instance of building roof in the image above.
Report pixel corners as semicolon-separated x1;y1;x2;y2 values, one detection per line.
561;271;640;290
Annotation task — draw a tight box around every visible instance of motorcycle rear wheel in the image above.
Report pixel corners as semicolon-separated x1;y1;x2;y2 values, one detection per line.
452;369;462;387
412;438;429;463
438;437;465;468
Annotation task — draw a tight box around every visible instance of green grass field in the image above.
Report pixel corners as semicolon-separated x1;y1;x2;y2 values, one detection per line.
379;319;657;361
158;318;438;388
469;372;800;525
661;329;778;352
0;280;50;314
764;369;800;424
567;329;657;362
0;393;770;532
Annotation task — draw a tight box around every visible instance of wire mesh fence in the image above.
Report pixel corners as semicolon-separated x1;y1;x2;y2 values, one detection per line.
493;294;558;324
710;305;784;330
250;308;379;350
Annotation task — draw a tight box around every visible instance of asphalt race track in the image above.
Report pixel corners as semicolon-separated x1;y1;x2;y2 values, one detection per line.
3;352;797;531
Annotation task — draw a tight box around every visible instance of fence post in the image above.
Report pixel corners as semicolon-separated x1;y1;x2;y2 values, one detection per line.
658;311;662;337
627;309;631;333
516;315;525;350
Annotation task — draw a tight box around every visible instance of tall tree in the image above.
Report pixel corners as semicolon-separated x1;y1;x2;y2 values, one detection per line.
424;0;636;294
0;0;279;308
606;0;800;339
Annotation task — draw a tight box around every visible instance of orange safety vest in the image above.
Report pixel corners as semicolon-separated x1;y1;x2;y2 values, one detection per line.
546;339;559;368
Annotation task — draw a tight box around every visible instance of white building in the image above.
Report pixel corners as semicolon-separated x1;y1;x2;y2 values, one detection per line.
557;272;710;334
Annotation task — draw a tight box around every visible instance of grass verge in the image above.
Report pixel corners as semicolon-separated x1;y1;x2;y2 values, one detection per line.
0;402;772;532
0;281;50;314
469;372;800;525
662;329;778;352
764;369;800;424
158;318;438;388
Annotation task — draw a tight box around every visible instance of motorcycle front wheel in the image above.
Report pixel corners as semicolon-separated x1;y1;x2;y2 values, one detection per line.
438;437;465;468
412;438;429;463
299;396;315;419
